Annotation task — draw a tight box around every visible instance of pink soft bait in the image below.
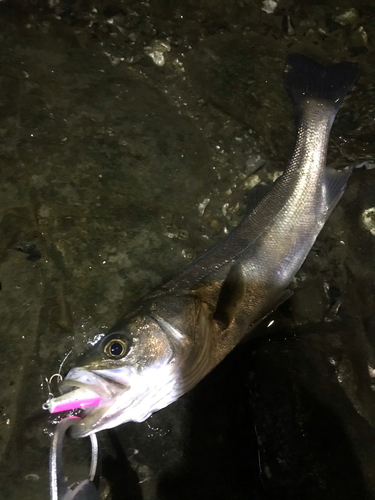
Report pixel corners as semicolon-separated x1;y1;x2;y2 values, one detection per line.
45;387;101;413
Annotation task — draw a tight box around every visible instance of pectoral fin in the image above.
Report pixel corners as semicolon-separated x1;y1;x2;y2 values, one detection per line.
214;260;293;333
213;262;247;329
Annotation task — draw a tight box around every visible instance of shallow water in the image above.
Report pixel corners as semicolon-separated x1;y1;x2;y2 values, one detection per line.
1;1;375;499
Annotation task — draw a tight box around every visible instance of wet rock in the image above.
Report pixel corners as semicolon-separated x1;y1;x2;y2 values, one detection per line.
249;322;375;500
333;8;359;26
16;243;42;261
184;33;292;159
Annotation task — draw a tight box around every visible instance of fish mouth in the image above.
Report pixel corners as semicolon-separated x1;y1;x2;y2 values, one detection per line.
52;368;129;438
49;360;183;437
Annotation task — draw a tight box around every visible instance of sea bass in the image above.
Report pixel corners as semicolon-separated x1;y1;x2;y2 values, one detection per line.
49;54;360;437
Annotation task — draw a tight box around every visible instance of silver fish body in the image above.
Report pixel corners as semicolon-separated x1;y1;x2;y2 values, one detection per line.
54;54;360;437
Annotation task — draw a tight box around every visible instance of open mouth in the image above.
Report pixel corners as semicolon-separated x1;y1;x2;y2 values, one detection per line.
45;368;128;417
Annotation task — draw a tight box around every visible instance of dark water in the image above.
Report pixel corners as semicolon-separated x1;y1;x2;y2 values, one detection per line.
1;1;375;499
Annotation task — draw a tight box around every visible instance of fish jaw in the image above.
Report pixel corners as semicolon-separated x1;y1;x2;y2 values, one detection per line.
63;361;183;438
48;367;128;424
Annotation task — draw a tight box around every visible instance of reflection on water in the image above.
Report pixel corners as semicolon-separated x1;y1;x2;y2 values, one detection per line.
0;1;375;499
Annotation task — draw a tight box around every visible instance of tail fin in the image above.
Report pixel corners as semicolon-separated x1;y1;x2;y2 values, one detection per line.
284;54;360;112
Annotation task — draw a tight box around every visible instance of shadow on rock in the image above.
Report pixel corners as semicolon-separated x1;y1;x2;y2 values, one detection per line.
249;321;375;500
156;341;265;500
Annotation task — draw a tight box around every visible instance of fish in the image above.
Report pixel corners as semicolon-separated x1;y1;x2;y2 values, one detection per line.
49;54;360;438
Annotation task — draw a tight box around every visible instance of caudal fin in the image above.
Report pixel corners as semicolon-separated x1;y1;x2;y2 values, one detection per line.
284;54;360;111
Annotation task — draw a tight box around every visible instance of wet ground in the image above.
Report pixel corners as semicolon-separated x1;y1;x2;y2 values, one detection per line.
1;0;375;499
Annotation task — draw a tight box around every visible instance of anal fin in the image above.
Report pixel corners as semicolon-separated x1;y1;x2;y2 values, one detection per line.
325;167;352;219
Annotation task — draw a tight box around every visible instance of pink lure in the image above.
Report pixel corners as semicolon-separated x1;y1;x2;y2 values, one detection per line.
47;389;101;413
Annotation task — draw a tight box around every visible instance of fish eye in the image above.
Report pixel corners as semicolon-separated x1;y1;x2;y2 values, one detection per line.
104;338;128;359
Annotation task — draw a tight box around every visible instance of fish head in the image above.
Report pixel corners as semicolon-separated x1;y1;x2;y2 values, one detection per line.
60;296;210;437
